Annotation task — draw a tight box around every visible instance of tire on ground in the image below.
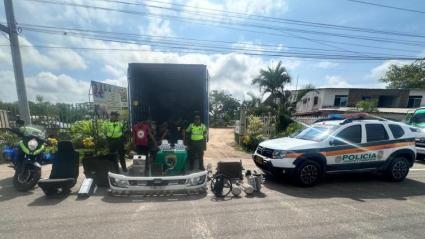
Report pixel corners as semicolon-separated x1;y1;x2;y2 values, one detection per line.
386;156;410;182
294;160;322;187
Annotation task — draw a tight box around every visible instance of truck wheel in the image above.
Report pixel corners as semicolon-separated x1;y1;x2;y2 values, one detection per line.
386;156;409;182
294;160;322;187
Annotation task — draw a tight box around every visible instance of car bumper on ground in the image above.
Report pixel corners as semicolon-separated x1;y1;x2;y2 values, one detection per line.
108;171;208;195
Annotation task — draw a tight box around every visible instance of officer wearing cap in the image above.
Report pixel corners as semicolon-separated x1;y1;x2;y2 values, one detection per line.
105;111;127;172
186;114;207;171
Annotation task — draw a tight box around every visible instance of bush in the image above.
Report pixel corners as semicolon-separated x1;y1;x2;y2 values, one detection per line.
70;120;107;152
279;122;305;137
240;116;269;151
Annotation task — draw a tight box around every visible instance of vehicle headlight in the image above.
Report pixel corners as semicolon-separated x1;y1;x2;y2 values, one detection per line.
188;175;206;186
272;150;287;159
27;139;38;151
109;177;128;188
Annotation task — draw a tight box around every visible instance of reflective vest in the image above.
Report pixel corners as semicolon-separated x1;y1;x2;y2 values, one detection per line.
186;123;206;141
105;121;124;139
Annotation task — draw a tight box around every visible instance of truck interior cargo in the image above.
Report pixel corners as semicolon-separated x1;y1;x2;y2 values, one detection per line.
128;63;209;127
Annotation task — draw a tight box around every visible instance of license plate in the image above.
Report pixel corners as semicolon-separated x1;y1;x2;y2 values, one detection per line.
254;156;264;165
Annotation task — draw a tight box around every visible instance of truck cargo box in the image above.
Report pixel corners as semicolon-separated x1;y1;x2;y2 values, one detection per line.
127;63;209;127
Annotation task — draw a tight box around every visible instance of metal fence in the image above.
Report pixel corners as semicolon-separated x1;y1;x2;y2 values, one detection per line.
292;116;326;125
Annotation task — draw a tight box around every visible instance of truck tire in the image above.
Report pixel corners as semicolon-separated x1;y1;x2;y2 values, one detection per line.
294;160;322;187
386;156;409;182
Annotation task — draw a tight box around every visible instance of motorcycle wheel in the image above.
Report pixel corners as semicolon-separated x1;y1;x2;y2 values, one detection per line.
13;167;41;192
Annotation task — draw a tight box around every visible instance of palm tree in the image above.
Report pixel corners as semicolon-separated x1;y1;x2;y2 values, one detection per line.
252;61;292;110
252;62;315;132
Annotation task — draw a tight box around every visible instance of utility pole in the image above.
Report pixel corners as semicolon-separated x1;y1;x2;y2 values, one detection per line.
1;0;31;124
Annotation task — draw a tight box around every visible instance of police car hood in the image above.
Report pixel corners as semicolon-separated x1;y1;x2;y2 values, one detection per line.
259;137;318;151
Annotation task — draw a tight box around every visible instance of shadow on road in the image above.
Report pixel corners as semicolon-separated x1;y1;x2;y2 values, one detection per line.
264;173;425;202
0;176;34;202
27;193;70;206
100;187;208;203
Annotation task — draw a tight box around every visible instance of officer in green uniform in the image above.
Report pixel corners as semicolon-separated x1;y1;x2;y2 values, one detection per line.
186;114;207;171
105;112;127;172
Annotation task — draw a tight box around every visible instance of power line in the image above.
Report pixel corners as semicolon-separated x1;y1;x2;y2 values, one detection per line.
0;43;421;61
347;0;425;14
22;0;425;47
21;25;421;58
93;0;425;39
13;27;423;61
17;22;425;55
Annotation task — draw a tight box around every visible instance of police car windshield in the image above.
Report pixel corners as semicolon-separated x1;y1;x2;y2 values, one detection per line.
292;125;339;142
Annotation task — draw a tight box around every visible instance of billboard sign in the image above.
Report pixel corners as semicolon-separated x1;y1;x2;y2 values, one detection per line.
91;81;127;117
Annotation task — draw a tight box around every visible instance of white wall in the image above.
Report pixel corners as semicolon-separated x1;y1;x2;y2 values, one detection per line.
320;88;349;108
409;89;425;107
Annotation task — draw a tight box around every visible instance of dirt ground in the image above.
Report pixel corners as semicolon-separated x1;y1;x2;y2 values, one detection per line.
204;128;254;168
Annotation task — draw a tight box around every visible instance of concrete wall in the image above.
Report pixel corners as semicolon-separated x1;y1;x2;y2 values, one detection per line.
408;89;425;107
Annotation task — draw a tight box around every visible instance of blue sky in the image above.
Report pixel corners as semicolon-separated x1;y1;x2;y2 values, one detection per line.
1;0;425;103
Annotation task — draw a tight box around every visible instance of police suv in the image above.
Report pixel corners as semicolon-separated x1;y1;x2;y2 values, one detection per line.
253;117;416;186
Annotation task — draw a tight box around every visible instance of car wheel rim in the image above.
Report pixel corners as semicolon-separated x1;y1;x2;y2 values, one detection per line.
392;160;408;179
300;165;318;184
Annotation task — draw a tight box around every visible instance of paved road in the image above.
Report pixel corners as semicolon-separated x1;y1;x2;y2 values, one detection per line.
2;128;425;239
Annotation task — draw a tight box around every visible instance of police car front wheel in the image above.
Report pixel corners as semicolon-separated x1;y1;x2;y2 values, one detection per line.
295;160;322;187
386;157;409;182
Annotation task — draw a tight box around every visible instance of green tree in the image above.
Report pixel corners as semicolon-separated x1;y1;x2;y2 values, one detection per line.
380;59;425;89
209;90;241;127
355;99;379;113
251;61;314;132
252;61;292;111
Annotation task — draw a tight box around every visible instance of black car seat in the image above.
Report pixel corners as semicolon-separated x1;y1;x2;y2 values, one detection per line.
38;141;79;196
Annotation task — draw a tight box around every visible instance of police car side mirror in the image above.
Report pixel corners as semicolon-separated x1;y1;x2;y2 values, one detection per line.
329;139;343;146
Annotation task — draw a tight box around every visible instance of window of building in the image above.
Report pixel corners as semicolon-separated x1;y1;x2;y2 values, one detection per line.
388;124;405;138
335;125;362;144
366;124;389;142
303;98;308;104
407;96;422;108
334;95;348;107
362;96;371;101
378;95;398;107
313;96;319;105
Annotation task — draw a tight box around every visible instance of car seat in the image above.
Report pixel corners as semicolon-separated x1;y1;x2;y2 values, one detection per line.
38;141;79;196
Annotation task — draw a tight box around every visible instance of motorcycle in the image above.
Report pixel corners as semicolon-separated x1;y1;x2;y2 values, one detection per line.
12;125;46;192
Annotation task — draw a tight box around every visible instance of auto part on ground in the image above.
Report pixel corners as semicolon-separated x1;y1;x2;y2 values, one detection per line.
210;174;232;197
83;153;116;187
231;184;242;197
108;170;208;195
37;141;79;196
239;183;254;195
78;178;97;198
246;171;263;192
128;155;146;176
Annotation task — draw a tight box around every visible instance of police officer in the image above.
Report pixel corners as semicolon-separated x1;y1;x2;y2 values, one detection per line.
105;112;127;172
186;114;207;171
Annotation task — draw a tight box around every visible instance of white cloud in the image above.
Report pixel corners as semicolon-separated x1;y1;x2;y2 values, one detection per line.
182;0;288;21
0;71;90;103
315;61;339;69
0;36;87;70
368;60;411;80
320;75;385;88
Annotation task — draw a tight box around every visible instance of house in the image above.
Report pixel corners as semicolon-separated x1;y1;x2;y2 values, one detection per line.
292;88;425;121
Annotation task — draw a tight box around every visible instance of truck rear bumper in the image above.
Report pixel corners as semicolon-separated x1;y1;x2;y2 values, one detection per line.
108;171;208;195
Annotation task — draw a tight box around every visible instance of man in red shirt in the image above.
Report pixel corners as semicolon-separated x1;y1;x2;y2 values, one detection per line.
132;120;156;157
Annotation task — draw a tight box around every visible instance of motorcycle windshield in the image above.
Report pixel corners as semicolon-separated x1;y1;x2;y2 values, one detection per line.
20;125;46;139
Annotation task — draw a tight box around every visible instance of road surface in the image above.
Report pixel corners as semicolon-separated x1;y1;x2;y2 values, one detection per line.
1;128;425;238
